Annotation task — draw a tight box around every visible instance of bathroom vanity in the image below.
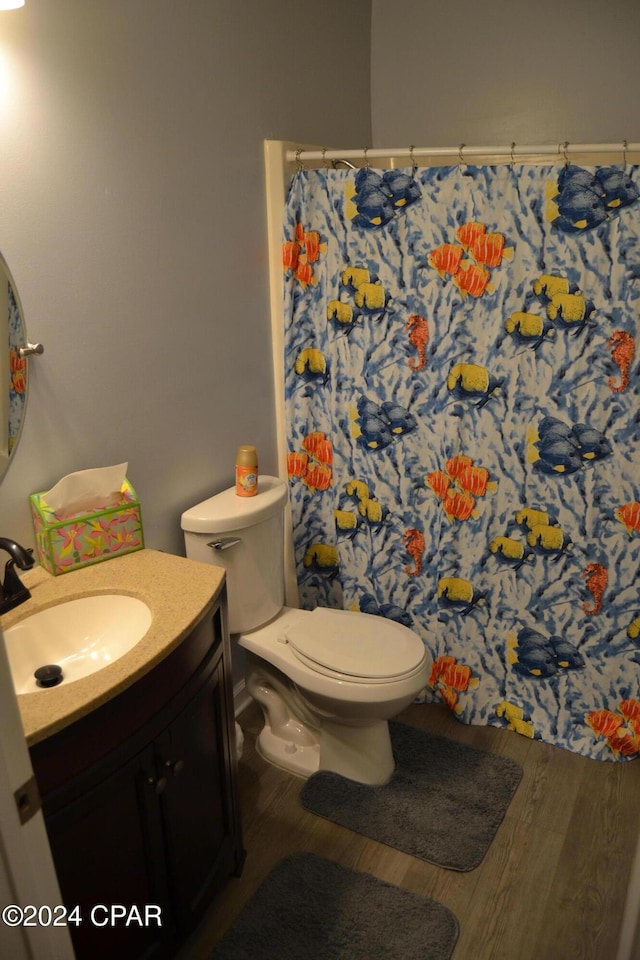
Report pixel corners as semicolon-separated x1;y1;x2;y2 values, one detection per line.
3;550;244;960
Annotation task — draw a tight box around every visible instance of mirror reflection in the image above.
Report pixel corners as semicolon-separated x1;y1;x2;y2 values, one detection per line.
0;253;27;482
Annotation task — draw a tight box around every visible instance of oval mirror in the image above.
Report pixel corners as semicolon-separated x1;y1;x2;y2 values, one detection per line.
0;252;28;483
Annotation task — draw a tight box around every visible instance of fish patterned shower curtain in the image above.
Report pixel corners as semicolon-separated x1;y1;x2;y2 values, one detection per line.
282;160;640;761
8;282;26;453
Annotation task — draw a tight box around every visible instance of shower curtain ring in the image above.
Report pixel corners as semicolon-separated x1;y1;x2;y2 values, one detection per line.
295;148;303;170
409;144;416;167
510;142;516;165
321;147;328;169
363;146;370;168
561;141;569;166
622;139;628;169
457;144;467;177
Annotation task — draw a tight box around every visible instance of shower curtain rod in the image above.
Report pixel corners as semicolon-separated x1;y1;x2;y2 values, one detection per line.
287;141;640;164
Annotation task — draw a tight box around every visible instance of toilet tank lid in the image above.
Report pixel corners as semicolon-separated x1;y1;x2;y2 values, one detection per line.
181;475;288;534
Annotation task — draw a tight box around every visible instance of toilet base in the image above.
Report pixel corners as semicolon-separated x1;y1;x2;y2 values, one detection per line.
245;648;399;785
319;718;395;785
256;714;396;785
256;725;320;778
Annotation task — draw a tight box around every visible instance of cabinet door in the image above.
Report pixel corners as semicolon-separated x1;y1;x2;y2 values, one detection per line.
155;657;239;932
44;744;173;960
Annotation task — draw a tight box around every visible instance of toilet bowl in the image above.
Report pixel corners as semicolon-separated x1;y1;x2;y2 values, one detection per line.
241;606;428;783
181;476;430;785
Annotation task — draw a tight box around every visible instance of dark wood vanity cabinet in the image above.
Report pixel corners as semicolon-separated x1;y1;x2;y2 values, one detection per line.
29;593;244;960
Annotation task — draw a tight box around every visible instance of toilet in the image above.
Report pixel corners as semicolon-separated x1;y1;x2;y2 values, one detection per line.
181;476;429;785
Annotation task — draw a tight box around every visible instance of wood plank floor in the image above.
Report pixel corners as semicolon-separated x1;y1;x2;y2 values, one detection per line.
181;700;640;960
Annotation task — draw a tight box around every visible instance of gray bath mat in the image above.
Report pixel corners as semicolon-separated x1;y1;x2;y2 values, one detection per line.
210;852;458;960
301;721;523;871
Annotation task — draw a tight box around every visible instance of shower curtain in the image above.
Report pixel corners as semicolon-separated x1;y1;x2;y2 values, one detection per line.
8;282;26;453
282;159;640;761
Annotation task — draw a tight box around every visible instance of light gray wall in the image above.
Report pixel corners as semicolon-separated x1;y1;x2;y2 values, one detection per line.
371;0;640;147
0;0;371;555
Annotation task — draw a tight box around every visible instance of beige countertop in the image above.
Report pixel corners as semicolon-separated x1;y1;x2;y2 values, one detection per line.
0;549;225;747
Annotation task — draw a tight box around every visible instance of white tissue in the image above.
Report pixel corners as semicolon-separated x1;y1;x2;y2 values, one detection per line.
44;463;128;519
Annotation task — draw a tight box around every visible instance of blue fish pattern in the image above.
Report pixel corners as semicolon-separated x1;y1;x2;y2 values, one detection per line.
283;162;640;761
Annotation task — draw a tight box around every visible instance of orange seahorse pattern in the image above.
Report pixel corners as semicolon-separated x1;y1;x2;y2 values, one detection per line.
581;562;608;615
406;314;429;371
608;330;635;392
403;528;425;576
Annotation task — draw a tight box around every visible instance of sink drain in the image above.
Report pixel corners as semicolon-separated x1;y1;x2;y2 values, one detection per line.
34;664;64;688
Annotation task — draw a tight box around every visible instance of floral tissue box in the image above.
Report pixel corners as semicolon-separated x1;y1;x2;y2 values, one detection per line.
30;479;144;576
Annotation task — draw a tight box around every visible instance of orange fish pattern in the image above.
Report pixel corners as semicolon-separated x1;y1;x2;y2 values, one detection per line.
586;702;640;758
282;240;300;272
287;451;308;478
283;222;326;288
10;348;26;395
426;454;496;523
616;502;640;537
428;220;512;299
429;655;478;713
425;470;451;499
469;232;514;268
288;431;333;492
446;456;498;497
428;243;464;279
456;221;486;249
453;262;493;299
302;431;333;465
442;490;477;522
620;699;640;725
283;163;640;763
586;709;624;739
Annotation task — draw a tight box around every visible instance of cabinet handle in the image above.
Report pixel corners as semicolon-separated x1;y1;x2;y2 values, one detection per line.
147;776;168;796
165;759;185;777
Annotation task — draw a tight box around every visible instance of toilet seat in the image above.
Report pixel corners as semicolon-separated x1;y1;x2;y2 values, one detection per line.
279;607;426;683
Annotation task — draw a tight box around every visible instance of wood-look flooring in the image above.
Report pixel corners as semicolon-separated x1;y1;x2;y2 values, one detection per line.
181;700;640;960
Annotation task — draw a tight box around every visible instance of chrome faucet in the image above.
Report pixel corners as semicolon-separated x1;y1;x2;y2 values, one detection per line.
0;538;35;614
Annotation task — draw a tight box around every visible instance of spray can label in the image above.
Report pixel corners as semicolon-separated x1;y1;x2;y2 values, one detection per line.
236;465;258;497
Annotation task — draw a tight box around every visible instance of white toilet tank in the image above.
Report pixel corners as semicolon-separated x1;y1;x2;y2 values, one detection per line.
181;475;288;634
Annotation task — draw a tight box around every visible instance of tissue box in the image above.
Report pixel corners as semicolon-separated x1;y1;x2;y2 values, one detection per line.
30;479;144;576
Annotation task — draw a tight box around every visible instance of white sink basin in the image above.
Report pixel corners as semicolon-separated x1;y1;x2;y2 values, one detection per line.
5;595;152;695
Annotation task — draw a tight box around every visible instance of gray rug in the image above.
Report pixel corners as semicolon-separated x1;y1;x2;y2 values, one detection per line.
210;852;458;960
301;721;523;871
